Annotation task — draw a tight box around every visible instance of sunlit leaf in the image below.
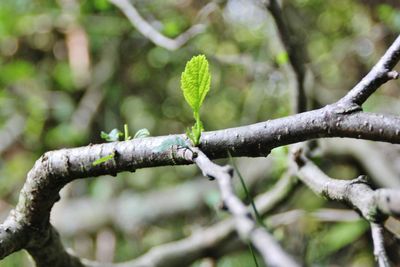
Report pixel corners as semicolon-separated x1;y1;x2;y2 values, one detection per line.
180;54;211;113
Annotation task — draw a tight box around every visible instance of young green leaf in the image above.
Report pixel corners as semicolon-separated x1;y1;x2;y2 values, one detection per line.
180;54;211;145
181;54;211;113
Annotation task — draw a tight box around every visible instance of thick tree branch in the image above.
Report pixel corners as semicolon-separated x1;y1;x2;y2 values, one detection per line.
0;30;399;265
1;105;400;263
0;102;398;262
51;158;272;235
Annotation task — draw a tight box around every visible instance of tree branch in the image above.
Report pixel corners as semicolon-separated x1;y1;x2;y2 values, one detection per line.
371;222;390;267
191;148;299;267
292;146;400;266
0;99;397;261
51;158;273;235
109;0;206;51
1;104;400;262
293;148;400;221
1;31;400;265
84;171;297;267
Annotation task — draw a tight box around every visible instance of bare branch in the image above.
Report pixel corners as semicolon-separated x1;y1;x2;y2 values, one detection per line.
1;30;400;266
371;223;390;267
192;148;299;267
2;99;400;262
109;0;206;51
2;101;400;261
293;148;400;221
292;147;400;265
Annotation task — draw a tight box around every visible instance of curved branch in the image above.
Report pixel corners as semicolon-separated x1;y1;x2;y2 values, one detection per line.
292;147;398;265
1;33;400;265
0;103;400;261
293;148;400;221
1;103;400;262
52;158;272;235
109;0;206;51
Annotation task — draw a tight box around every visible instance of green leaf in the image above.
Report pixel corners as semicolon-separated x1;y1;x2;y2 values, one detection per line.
100;129;123;142
306;220;369;262
92;152;115;166
133;128;150;139
180;54;211;113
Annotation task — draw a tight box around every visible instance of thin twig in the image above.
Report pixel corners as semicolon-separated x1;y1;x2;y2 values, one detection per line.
192;147;299;267
370;223;390;267
109;0;206;50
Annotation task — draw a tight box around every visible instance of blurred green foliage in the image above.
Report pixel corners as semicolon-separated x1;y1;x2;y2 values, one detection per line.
0;0;399;266
306;220;370;263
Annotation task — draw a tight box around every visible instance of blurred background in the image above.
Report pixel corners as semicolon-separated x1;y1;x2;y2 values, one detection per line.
1;0;400;266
